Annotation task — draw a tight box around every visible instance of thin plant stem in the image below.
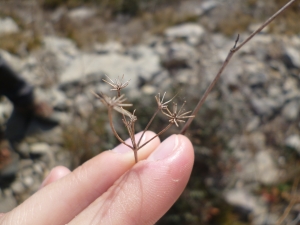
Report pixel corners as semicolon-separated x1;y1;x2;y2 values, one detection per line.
180;0;297;135
138;123;173;150
133;148;138;163
137;108;160;147
108;107;132;149
276;177;300;225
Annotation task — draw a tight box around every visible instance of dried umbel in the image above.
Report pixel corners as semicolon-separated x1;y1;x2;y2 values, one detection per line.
93;75;194;163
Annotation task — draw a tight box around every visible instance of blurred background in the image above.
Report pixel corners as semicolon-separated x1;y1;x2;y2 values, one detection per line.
0;0;300;224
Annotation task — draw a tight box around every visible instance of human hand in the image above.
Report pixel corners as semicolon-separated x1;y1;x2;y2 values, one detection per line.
0;131;194;225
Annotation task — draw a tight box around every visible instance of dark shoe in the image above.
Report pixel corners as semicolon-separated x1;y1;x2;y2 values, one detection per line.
5;101;59;143
16;101;54;119
0;139;19;178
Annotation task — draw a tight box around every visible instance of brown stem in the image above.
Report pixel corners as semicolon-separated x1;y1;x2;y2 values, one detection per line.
133;149;138;163
138;123;173;150
137;108;159;147
180;0;297;135
276;177;300;225
108;107;133;149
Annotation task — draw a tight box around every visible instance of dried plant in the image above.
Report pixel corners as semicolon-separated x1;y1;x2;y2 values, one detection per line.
93;0;296;164
180;0;297;135
93;77;194;163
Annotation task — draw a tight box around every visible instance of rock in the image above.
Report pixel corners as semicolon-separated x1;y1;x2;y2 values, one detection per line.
141;84;156;95
37;126;64;145
19;159;34;168
16;142;30;157
30;143;51;153
68;7;96;20
224;187;272;225
225;189;259;212
282;100;300;121
60;48;161;93
285;135;300;154
234;144;280;185
0;49;22;71
0;101;13;124
246;116;260;132
33;162;46;175
0;189;17;213
51;7;67;22
0;17;19;35
268;84;282;98
43;36;79;71
165;23;205;46
247;72;267;87
94;41;124;54
250;97;283;117
201;1;219;13
254;151;279;185
48;88;69;110
21;167;33;177
11;181;25;194
161;42;197;70
221;59;243;87
23;176;35;187
180;0;218;17
283;77;299;94
283;46;300;69
74;94;94;118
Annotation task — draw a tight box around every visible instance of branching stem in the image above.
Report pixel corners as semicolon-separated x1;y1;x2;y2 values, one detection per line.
180;0;297;135
108;107;132;149
138;123;173;150
137;108;160;147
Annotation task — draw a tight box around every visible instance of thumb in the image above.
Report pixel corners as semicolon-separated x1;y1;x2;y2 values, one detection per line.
68;134;194;225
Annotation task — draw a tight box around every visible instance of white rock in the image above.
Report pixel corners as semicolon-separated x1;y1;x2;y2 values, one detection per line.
225;189;258;212
165;23;205;45
68;7;96;20
0;193;17;213
60;47;161;93
74;94;94;118
234;148;280;185
284;46;300;68
282;100;300;121
30;143;51;153
43;36;79;71
0;17;19;35
285;134;300;154
11;181;25;194
94;41;123;54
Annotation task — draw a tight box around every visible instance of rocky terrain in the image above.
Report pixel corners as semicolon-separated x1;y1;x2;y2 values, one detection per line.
0;1;300;224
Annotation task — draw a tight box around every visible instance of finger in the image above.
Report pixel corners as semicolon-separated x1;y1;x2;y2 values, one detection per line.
68;134;194;225
40;166;71;189
0;131;160;225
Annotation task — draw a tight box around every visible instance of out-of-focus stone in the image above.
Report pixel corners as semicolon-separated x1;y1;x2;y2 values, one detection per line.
165;23;205;46
0;17;19;35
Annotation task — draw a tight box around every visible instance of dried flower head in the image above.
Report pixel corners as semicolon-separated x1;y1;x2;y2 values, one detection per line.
162;101;194;127
155;92;178;110
102;75;130;95
93;75;193;163
92;91;132;115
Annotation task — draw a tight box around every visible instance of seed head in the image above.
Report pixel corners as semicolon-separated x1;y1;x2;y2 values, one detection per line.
102;75;130;93
162;101;194;127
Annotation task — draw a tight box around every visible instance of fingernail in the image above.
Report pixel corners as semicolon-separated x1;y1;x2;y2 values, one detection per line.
39;170;52;189
149;135;179;161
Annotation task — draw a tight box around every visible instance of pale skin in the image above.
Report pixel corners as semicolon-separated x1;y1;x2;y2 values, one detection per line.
0;131;194;225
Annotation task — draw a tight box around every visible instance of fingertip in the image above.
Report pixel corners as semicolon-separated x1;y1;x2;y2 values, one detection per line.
40;166;71;189
148;134;194;163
